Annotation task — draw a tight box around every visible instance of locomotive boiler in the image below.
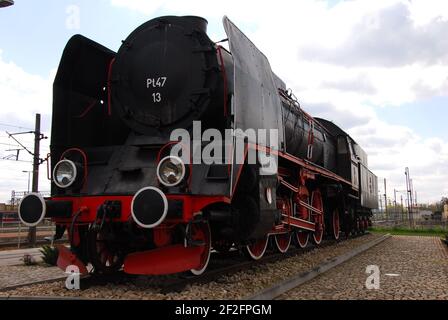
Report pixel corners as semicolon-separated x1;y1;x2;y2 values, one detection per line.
18;15;378;275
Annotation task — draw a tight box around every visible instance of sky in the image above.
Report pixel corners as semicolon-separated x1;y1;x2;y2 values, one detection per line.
0;0;447;204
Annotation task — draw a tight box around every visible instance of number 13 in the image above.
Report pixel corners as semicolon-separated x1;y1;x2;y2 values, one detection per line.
152;92;162;103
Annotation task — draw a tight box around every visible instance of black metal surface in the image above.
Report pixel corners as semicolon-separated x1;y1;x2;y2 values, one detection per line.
51;35;130;196
52;35;129;149
222;17;286;235
18;195;43;224
359;163;378;209
167;200;183;219
132;189;166;226
223;16;284;149
98;201;122;219
51;21;231;197
112;15;224;135
316;118;378;209
46;200;72;218
282;104;336;170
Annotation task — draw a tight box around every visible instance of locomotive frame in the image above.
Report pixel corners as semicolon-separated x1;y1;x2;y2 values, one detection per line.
18;15;378;276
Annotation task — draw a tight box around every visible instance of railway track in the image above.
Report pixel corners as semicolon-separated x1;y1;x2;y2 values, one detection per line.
0;248;44;267
80;246;314;294
246;233;391;300
156;237;348;294
0;232;373;297
0;226;55;233
0;238;68;250
149;232;374;294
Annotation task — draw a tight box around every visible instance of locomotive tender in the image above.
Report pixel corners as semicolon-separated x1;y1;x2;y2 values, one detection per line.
18;16;378;275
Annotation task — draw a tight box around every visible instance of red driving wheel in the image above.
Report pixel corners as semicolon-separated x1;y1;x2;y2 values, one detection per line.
189;221;212;276
332;209;340;240
294;193;310;248
311;189;324;245
274;198;292;253
245;236;269;260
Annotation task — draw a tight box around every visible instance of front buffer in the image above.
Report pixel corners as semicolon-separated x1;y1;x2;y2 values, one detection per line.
18;188;218;276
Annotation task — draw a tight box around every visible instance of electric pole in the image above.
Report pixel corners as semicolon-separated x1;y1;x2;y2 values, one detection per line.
6;113;47;247
400;194;404;221
28;114;41;246
394;189;397;220
405;167;414;228
414;191;418;209
379;196;383;215
384;178;387;215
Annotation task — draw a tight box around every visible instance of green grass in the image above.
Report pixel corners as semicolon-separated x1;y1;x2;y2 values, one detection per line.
370;226;447;238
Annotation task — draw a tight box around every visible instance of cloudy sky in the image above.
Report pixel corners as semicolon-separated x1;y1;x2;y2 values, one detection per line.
0;0;447;204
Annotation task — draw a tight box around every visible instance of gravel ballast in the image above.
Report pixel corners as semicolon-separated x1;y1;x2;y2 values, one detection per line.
0;234;383;300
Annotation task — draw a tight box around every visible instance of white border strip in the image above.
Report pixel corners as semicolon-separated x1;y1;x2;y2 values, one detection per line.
18;193;46;227
131;187;168;229
53;159;78;188
156;156;186;187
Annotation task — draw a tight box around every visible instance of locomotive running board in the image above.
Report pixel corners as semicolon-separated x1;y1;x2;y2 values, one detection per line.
56;245;89;275
123;245;203;275
282;214;315;232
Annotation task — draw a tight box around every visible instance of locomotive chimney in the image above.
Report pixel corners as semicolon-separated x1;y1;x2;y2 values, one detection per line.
182;16;208;33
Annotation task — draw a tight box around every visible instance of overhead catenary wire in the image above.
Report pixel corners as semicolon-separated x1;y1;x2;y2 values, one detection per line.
0;123;34;131
5;131;35;157
0;158;33;163
0;142;22;147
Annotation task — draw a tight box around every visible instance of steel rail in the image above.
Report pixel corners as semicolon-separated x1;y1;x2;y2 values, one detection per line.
0;276;69;293
157;233;369;293
245;233;391;300
0;233;373;299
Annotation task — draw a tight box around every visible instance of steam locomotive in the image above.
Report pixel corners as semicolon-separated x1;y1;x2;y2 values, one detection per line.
18;16;378;275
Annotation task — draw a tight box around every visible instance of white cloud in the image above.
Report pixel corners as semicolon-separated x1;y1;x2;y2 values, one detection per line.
349;117;448;203
299;2;448;67
408;0;448;26
108;0;448;109
108;0;448;203
110;0;167;15
0;50;53;203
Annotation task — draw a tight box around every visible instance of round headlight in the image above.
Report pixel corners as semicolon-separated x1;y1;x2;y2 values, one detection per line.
156;156;186;187
53;159;77;188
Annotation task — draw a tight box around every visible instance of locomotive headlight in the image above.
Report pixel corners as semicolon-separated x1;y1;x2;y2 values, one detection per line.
53;159;78;188
157;156;186;187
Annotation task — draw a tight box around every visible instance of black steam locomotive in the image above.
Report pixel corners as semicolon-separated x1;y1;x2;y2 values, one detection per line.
18;16;378;275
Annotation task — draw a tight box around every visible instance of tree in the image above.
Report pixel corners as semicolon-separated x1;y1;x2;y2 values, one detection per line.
441;197;448;205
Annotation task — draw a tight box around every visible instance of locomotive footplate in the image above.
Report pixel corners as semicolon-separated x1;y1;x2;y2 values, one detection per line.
56;244;89;275
124;245;204;275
